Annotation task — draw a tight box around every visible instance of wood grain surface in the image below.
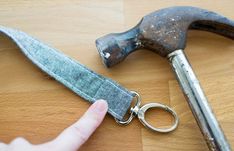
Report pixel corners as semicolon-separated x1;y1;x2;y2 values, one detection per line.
0;1;234;150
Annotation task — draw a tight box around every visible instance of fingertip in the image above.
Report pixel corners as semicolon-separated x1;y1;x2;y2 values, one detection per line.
88;99;108;115
44;99;109;151
94;99;108;113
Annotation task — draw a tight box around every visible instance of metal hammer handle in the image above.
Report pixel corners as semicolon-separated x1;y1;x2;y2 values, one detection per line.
168;49;231;151
96;6;234;150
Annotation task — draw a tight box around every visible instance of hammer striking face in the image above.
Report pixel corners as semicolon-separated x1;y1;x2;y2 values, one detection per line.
96;6;234;151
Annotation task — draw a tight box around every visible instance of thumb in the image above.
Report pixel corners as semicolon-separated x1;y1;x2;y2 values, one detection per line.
38;99;108;151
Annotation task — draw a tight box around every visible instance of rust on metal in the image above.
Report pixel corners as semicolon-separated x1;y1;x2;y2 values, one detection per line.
96;6;234;67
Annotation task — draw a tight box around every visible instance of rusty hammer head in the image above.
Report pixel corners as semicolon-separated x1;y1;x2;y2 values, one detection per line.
95;6;234;67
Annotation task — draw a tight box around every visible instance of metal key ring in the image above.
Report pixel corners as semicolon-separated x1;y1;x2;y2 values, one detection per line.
138;102;179;133
115;91;179;133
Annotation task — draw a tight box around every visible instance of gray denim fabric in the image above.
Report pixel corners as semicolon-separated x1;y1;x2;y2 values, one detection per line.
0;26;134;120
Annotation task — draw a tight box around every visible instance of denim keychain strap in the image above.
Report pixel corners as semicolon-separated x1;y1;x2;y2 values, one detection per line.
0;26;179;132
0;26;133;120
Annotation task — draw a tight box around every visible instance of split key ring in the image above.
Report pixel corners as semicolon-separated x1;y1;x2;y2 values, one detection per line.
115;91;179;133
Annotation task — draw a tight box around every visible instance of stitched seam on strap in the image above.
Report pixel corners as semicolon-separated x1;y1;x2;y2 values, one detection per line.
0;28;125;119
28;31;132;98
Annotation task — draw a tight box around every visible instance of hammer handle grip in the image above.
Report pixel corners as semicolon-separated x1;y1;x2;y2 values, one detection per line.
168;50;231;151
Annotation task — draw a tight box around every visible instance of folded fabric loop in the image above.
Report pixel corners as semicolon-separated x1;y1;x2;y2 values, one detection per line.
0;26;134;120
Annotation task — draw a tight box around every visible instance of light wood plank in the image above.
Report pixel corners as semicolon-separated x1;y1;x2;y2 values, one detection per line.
0;1;233;150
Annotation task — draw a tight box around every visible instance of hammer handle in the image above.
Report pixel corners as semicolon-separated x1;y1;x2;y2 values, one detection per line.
168;50;231;151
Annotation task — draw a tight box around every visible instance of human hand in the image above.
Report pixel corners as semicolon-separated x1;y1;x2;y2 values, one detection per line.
0;99;108;151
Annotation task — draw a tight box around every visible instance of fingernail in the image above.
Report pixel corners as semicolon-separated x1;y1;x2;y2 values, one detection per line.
93;99;108;113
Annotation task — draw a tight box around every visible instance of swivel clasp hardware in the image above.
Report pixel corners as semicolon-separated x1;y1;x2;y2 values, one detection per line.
115;91;179;133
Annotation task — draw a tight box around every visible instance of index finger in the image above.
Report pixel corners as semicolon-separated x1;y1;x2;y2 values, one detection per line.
39;100;108;151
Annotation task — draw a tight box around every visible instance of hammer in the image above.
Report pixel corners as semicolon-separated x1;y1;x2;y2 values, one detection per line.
95;6;234;151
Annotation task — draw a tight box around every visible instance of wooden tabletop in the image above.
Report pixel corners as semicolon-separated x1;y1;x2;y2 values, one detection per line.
0;1;234;150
